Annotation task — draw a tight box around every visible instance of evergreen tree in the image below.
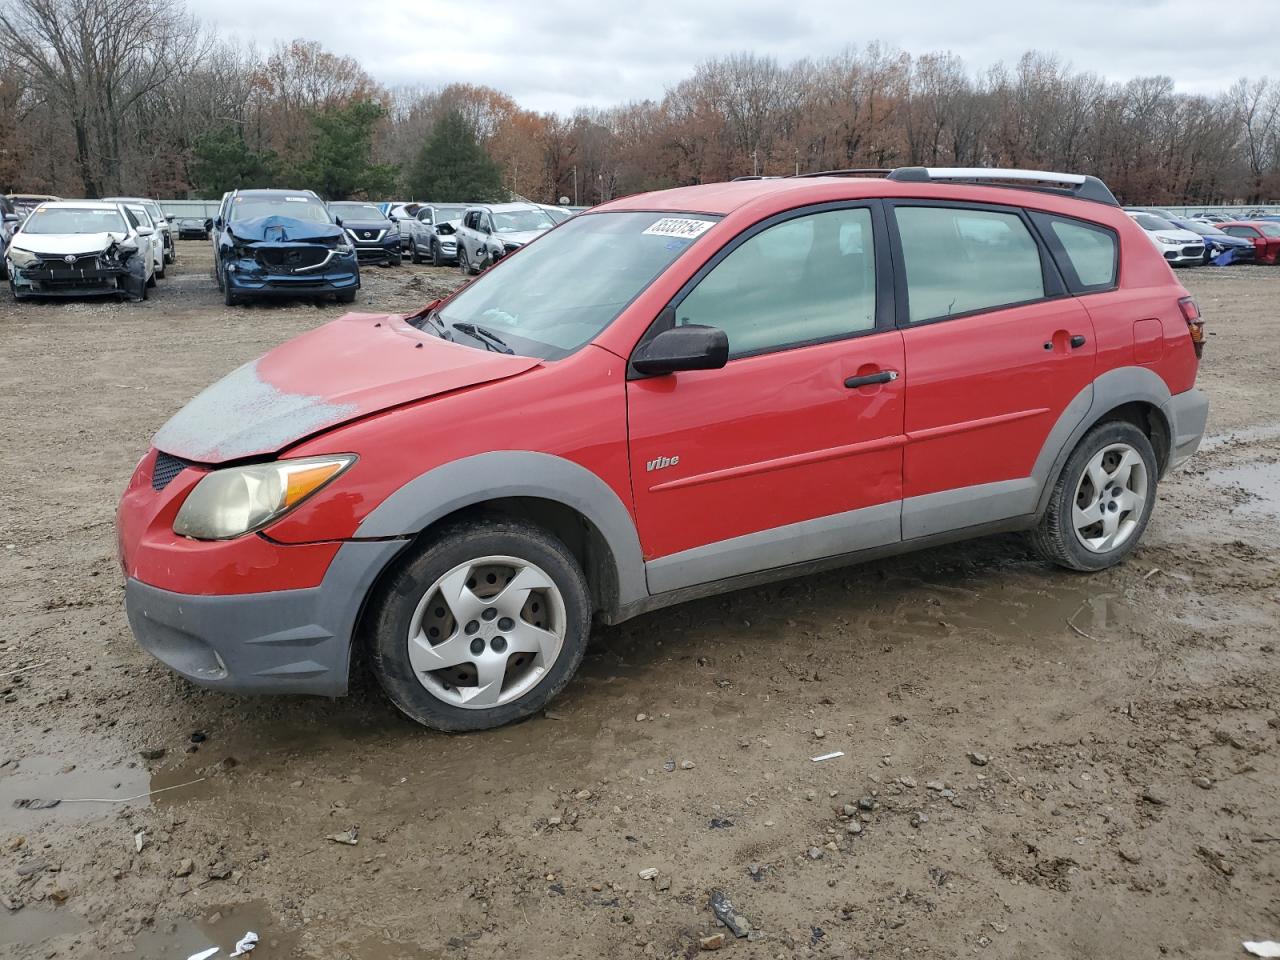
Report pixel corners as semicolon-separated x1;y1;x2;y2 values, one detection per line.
300;101;398;200
190;126;280;195
409;110;506;201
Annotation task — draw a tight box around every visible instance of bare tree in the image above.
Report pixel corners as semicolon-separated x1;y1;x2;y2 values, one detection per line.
0;0;206;195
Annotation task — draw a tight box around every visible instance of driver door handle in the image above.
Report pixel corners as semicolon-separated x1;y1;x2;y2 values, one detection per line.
844;370;899;389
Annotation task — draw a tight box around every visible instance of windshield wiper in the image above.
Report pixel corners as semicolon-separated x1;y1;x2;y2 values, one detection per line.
449;321;514;354
416;308;452;341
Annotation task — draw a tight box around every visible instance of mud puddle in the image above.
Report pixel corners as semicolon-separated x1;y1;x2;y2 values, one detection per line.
1213;459;1280;516
0;904;87;948
128;901;298;960
0;754;151;833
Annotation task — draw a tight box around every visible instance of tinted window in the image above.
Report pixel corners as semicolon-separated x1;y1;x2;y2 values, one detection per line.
895;206;1044;323
1223;226;1256;238
1259;223;1280;238
676;208;876;358
1048;218;1117;289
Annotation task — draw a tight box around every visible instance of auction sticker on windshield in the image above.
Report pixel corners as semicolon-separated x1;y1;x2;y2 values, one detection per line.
643;217;715;239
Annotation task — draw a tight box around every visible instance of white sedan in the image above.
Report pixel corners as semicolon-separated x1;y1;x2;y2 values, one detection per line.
1126;212;1205;267
5;200;157;301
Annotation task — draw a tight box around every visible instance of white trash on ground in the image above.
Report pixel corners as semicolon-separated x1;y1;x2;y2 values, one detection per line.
1244;943;1280;958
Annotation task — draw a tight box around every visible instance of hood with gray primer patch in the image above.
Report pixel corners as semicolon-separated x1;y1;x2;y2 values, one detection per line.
150;312;542;464
229;215;344;244
153;359;359;463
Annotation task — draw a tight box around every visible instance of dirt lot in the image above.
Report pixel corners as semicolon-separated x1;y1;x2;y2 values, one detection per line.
1;243;1278;960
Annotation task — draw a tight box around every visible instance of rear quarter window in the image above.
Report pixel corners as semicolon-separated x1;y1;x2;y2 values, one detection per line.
1033;215;1118;292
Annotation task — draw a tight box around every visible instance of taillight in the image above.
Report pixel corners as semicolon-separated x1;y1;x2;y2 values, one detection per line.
1179;296;1204;358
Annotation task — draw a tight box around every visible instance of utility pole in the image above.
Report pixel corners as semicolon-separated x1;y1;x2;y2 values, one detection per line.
752;150;759;177
573;166;578;206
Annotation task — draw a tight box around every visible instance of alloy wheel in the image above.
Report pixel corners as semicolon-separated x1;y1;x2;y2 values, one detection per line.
406;555;566;709
1072;442;1149;553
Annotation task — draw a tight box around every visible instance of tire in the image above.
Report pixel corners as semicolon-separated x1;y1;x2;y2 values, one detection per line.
459;248;472;276
1031;420;1158;572
222;268;239;306
431;241;443;267
409;239;421;264
389;252;402;267
156;257;166;280
337;289;357;303
366;517;592;732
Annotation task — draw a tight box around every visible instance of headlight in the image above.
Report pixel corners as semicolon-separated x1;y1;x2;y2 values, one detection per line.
173;455;355;540
335;243;353;255
1156;236;1181;245
8;247;39;269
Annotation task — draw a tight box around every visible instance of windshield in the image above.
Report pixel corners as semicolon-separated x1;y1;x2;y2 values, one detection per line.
1258;223;1280;238
543;207;572;223
127;206;153;227
20;207;128;235
330;202;386;221
435;211;719;360
428;206;465;223
1175;220;1221;236
1133;214;1175;231
230;196;330;223
493;208;555;233
144;201;164;222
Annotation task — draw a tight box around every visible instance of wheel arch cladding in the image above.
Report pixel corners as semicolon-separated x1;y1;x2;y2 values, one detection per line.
354;451;647;615
1033;366;1175;517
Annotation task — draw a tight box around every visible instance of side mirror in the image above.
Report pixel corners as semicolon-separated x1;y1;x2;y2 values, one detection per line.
334;216;343;227
136;226;154;237
388;214;398;222
203;219;213;232
631;324;729;377
2;212;18;223
214;217;223;230
116;240;139;255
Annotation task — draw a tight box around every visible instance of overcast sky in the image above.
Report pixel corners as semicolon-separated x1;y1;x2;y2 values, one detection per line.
188;0;1263;114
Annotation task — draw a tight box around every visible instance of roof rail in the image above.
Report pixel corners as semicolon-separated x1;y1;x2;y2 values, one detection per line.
885;167;1119;206
794;168;892;179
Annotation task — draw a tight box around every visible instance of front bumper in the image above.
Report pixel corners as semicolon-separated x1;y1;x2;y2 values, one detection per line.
125;539;406;696
1162;387;1209;473
1162;244;1205;265
8;259;137;297
352;239;401;264
225;255;360;297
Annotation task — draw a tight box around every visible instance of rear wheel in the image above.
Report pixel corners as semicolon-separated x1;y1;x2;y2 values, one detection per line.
367;518;591;732
1031;420;1158;572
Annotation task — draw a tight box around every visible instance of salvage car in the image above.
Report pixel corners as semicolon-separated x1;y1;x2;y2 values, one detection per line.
328;201;402;267
104;197;176;265
403;203;467;265
455;202;557;275
1167;217;1255;264
176;217;212;240
4;194;61;223
1218;221;1280;264
0;195;18;278
119;167;1209;732
1126;212;1204;266
7;200;155;301
213;189;360;305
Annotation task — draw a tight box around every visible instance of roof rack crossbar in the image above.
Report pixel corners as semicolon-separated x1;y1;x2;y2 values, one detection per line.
885;167;1119;206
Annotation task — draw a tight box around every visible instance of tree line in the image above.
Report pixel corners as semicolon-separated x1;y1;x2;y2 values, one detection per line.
2;0;1279;205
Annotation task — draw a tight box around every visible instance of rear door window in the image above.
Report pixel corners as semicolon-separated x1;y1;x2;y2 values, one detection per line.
893;206;1045;324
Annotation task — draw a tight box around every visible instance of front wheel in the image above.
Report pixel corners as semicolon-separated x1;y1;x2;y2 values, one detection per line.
222;268;239;306
1031;420;1158;572
367;518;591;732
409;239;421;264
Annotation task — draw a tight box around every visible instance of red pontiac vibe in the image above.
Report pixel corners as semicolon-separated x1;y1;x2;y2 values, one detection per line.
118;167;1209;731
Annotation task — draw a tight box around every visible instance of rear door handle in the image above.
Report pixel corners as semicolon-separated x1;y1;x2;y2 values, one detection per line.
844;370;899;389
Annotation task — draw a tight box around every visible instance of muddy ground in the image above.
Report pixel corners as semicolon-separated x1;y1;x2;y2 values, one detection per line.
0;244;1278;960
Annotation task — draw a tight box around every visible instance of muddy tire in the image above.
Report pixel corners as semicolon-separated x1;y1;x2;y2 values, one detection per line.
336;289;357;304
1031;420;1158;572
367;517;591;732
409;239;421;264
221;269;239;306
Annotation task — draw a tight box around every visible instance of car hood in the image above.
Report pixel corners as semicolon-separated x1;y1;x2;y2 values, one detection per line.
1208;234;1252;247
152;312;541;463
494;229;547;246
228;216;343;244
10;232;127;256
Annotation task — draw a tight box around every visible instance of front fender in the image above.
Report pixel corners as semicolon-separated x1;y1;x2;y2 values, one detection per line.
354;451;648;610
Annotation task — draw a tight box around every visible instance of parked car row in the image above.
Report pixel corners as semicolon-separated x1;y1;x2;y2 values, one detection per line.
1123;208;1280;266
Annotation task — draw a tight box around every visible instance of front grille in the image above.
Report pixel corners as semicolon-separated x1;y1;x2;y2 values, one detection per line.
152;452;190;491
1183;245;1203;257
255;246;331;272
39;253;99;270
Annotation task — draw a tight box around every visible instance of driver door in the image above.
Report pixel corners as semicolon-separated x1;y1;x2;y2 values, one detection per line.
626;203;906;594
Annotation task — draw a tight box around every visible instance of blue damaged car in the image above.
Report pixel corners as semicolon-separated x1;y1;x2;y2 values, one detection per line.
213;189;360;306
